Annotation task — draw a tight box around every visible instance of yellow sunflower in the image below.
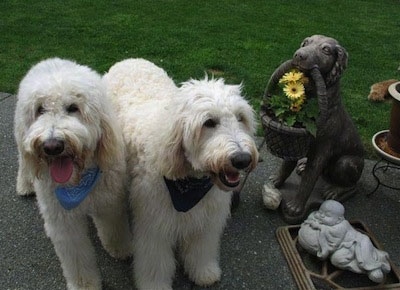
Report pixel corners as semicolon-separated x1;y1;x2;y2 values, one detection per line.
290;97;305;112
283;82;305;100
290;104;301;112
279;70;303;84
300;75;309;85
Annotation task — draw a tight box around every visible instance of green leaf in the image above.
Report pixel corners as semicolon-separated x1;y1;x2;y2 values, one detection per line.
286;115;296;127
303;120;317;137
275;108;286;116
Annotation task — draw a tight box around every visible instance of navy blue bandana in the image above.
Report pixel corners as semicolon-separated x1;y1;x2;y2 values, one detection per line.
55;167;101;210
164;176;214;212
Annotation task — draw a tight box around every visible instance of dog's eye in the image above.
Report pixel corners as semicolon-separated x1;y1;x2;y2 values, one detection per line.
322;45;332;54
237;114;244;122
203;119;217;128
66;104;79;114
36;105;45;116
301;39;309;47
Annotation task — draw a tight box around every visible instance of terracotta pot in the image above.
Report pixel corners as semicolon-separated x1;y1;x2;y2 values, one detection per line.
387;82;400;153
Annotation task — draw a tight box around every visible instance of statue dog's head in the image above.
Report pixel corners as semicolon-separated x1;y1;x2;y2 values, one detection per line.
292;35;348;87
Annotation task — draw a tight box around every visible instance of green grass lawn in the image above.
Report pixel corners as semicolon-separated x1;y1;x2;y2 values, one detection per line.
1;0;399;158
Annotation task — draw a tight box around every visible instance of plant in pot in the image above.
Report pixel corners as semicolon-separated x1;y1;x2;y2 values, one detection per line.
260;60;328;161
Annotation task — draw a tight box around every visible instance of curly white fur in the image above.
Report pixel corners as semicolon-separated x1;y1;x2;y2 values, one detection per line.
14;58;132;290
104;58;259;290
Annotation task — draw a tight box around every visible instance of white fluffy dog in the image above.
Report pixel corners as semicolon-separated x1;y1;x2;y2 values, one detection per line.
104;58;259;289
14;58;132;290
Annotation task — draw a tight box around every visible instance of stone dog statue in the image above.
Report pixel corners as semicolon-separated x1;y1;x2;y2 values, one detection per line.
270;35;365;222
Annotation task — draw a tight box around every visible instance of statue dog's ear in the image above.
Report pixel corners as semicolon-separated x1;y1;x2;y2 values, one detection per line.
300;36;310;47
326;45;348;87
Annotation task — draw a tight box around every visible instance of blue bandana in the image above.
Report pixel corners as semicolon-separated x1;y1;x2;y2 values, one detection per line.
164;176;213;212
55;167;101;210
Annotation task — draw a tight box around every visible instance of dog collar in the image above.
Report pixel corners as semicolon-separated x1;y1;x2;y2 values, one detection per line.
164;176;213;212
55;167;101;210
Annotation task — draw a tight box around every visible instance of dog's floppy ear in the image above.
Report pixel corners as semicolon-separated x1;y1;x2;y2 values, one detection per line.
326;44;348;86
96;112;123;171
158;117;188;180
300;36;310;47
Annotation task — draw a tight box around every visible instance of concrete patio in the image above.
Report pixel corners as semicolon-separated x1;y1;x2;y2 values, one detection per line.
1;92;400;289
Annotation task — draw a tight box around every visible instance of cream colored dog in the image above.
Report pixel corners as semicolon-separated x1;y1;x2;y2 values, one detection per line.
104;58;259;290
14;58;132;290
368;79;398;101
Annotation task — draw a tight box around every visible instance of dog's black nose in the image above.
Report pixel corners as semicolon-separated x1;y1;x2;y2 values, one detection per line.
294;50;308;61
43;138;64;156
231;153;252;170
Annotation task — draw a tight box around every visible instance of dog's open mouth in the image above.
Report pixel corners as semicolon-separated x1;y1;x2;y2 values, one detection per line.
50;156;74;184
218;169;241;188
292;63;308;72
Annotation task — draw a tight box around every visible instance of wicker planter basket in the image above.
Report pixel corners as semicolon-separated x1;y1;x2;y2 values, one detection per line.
260;60;328;161
261;110;313;161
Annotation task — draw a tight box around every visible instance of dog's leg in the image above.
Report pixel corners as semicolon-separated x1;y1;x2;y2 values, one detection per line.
133;222;176;290
40;209;101;290
283;149;328;217
180;225;224;286
91;198;132;259
321;155;364;200
180;199;230;287
16;155;35;196
270;160;297;188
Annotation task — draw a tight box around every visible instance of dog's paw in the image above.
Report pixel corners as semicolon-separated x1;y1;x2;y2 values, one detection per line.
190;262;221;287
102;237;132;260
136;282;173;290
96;221;133;260
105;246;132;260
16;173;35;196
16;190;35;196
66;279;102;290
295;157;307;175
262;182;282;210
269;174;284;188
321;185;357;201
16;185;35;196
283;197;306;217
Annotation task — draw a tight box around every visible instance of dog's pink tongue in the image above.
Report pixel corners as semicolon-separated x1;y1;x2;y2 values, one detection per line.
225;171;240;183
50;157;73;183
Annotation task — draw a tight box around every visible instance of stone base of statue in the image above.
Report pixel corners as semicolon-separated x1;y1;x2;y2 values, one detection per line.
263;170;359;224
